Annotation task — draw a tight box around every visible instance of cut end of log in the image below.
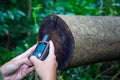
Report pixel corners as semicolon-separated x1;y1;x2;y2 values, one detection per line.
38;14;75;70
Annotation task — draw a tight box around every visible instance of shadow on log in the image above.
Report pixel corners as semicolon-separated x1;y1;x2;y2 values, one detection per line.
38;15;120;70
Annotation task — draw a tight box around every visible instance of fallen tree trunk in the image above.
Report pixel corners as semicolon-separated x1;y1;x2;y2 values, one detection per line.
39;15;120;69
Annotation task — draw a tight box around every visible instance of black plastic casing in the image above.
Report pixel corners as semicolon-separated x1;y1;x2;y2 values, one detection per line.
33;35;50;60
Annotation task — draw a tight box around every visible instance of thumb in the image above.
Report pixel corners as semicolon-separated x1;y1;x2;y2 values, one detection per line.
30;56;41;66
47;40;55;59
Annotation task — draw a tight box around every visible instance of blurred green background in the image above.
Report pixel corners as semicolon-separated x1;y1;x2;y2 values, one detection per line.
0;0;120;80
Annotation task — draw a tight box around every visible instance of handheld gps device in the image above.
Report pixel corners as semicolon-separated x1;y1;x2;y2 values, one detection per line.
33;35;50;60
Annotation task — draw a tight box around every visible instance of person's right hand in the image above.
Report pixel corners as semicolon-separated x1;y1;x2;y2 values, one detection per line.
30;40;58;80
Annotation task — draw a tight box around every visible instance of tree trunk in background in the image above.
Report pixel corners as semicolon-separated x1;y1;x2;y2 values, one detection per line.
58;15;120;68
27;0;32;18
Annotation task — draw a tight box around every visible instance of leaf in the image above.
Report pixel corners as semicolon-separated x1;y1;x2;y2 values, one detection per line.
17;10;26;16
109;8;114;15
7;10;14;20
32;4;42;10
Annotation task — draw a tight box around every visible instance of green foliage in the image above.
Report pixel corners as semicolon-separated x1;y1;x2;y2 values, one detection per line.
0;0;37;65
0;0;120;80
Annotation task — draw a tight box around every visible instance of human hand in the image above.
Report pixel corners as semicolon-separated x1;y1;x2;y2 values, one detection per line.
0;45;37;80
30;41;58;80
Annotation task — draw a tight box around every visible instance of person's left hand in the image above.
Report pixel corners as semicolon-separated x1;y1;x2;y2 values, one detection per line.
0;45;36;80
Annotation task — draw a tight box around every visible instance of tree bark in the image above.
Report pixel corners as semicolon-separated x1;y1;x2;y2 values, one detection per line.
58;15;120;68
39;15;120;69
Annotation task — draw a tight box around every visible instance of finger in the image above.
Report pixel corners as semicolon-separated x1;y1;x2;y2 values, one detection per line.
21;64;28;77
27;66;35;74
25;60;33;67
49;40;55;56
47;40;55;59
20;44;37;58
30;56;42;66
17;58;28;66
23;44;37;57
21;65;34;78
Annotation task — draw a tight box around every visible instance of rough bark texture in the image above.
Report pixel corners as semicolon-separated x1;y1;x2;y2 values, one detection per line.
39;15;120;69
58;15;120;68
